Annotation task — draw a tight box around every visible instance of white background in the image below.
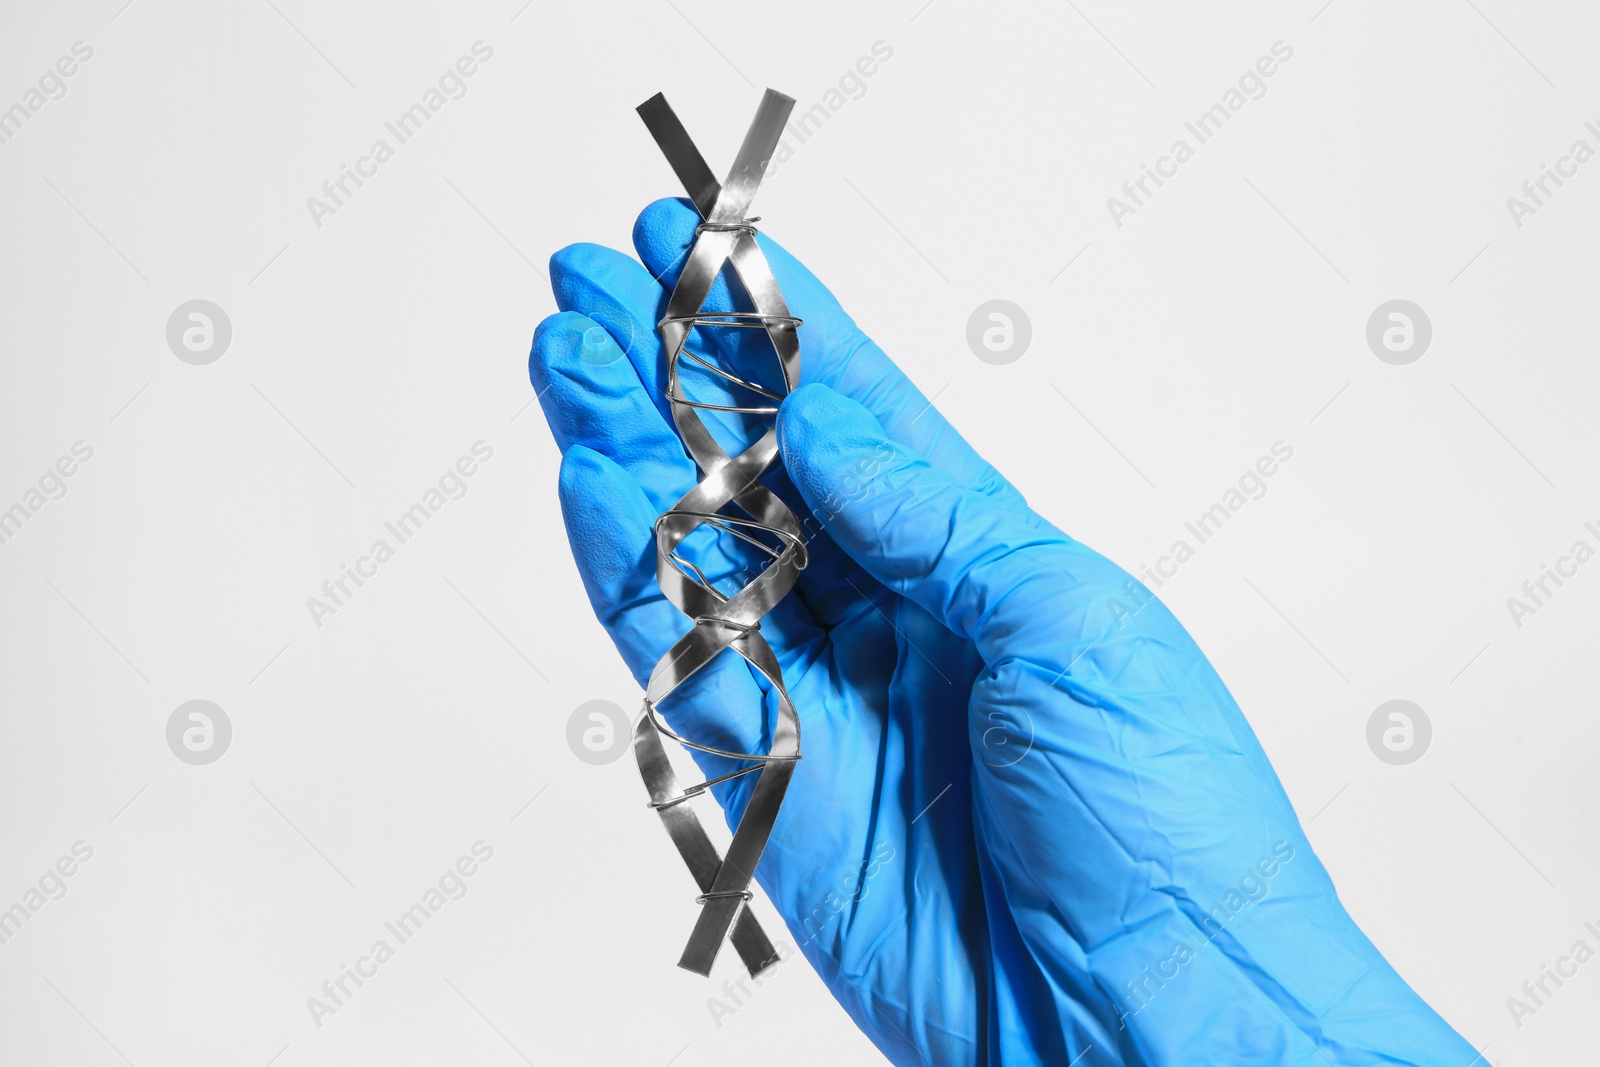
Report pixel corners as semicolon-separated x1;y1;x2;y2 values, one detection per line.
1;0;1596;1063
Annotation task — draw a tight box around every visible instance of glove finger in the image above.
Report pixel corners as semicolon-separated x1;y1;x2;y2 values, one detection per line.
531;308;749;622
532;309;693;515
777;382;1078;670
632;197;1027;513
545;232;877;631
537;315;826;665
558;444;774;774
549;239;678;433
549;232;823;499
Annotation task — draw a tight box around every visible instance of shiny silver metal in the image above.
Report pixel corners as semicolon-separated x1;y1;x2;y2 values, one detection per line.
633;89;804;978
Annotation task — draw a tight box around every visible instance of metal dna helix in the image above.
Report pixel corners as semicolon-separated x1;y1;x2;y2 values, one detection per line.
632;89;806;977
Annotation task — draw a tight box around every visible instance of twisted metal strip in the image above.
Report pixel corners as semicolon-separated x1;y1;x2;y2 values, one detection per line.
633;90;805;977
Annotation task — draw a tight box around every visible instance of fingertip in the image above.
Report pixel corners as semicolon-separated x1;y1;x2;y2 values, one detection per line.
779;384;915;530
533;308;625;370
548;242;621;303
632;196;700;273
547;241;598;295
776;381;834;452
531;311;600;382
635;196;862;401
779;382;884;462
546;242;649;354
556;442;615;506
528;313;639;460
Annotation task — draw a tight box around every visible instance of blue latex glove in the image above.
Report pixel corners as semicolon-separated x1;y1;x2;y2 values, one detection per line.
530;198;1477;1066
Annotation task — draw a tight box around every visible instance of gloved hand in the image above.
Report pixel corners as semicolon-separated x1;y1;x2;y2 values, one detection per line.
530;197;1477;1066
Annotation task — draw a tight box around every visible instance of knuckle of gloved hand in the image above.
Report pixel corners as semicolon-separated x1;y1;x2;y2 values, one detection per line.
965;540;1143;656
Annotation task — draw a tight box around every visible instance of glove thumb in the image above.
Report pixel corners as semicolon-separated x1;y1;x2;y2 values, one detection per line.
777;383;1109;668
